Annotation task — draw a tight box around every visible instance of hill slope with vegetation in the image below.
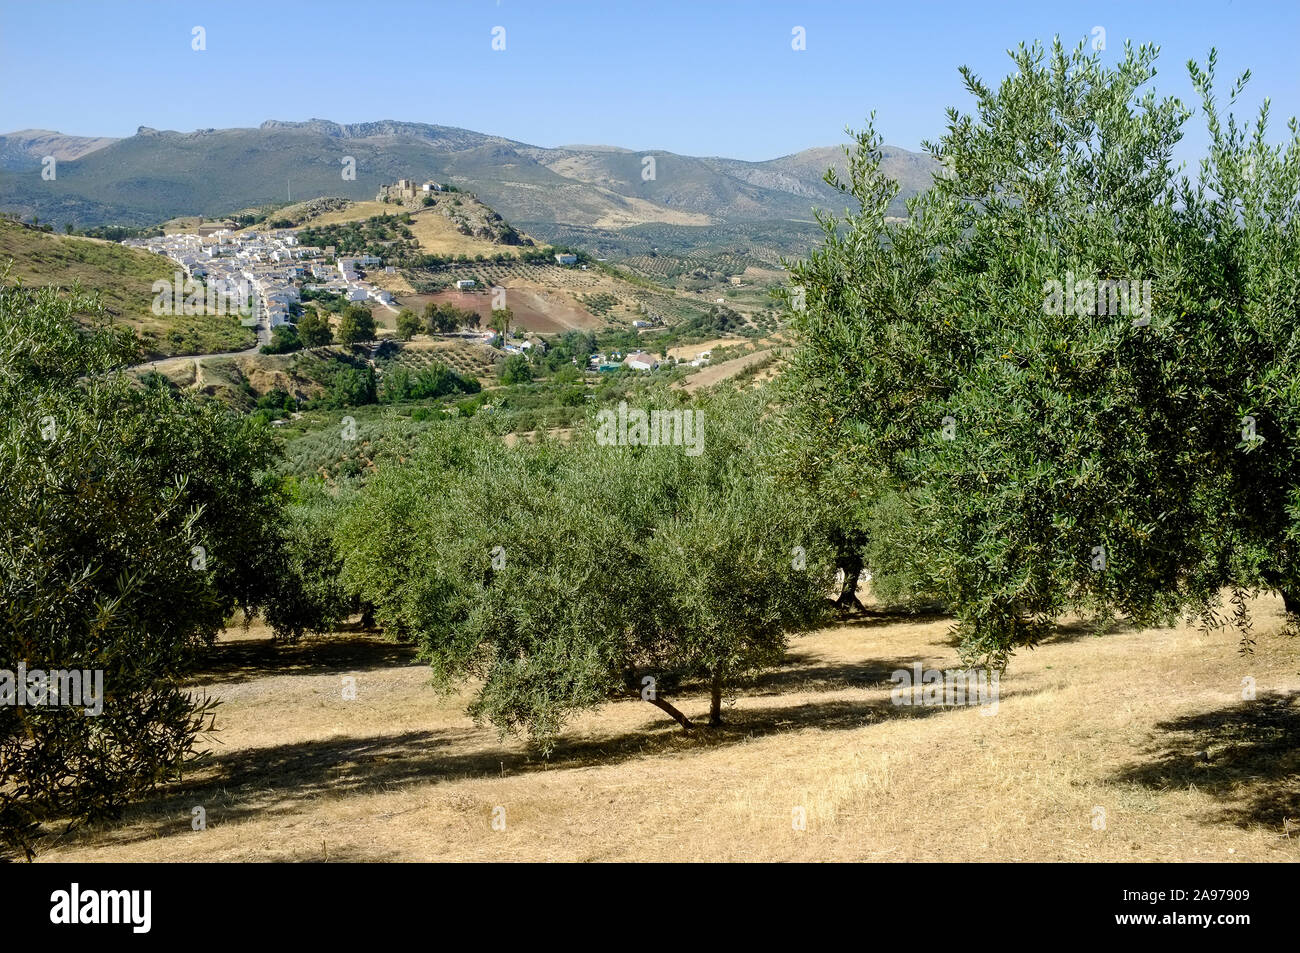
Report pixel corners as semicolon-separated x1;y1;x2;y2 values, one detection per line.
0;217;254;357
0;119;937;235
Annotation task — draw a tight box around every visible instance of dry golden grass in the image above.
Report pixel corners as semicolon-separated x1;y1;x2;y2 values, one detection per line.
678;348;773;393
298;201;392;228
35;596;1300;862
301;199;528;259
405;209;523;259
666;337;747;362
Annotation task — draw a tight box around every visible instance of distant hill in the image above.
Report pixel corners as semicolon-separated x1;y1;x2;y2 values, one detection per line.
0;119;939;232
0;129;118;170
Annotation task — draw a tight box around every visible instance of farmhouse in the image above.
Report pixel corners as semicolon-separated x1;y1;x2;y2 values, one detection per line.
554;253;578;266
503;336;546;355
623;351;659;371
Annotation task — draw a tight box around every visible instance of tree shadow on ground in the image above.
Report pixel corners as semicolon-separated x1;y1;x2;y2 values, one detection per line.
747;653;927;694
187;630;420;686
1038;617;1140;646
50;672;1042;853
41;625;1044;857
1110;691;1300;832
831;609;953;630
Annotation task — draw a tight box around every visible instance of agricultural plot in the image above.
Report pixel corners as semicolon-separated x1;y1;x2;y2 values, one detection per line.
393;339;501;380
277;409;439;484
523;220;825;284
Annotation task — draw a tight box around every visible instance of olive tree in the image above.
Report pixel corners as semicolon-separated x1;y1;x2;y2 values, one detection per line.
337;387;833;749
0;282;292;857
783;40;1300;668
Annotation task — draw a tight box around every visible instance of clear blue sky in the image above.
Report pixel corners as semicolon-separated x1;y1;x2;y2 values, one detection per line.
1;0;1297;162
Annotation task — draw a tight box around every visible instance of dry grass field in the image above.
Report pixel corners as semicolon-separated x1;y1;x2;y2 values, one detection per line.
399;286;603;334
35;594;1300;862
667;337;746;362
679;348;774;393
406;208;525;259
301;200;392;228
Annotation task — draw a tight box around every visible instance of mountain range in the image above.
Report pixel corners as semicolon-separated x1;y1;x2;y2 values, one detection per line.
0;119;938;232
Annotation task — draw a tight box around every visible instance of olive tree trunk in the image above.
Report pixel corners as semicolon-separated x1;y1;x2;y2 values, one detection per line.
647;695;694;731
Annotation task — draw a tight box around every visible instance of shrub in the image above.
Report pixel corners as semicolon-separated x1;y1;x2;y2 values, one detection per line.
298;310;333;346
499;353;532;385
337;306;376;345
261;324;302;354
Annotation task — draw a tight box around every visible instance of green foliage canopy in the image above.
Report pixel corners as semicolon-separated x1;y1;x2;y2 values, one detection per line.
784;40;1300;668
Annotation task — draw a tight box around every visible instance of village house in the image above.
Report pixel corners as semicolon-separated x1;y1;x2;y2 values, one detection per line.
623;351;659;371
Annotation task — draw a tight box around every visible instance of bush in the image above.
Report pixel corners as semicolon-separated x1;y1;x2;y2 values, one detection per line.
330;366;378;408
261;484;354;642
396;308;421;341
337;306;376;345
499;353;532;385
261;324;302;354
297;310;333;346
380;362;480;403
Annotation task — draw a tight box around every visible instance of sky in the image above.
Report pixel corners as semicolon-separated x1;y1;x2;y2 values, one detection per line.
1;0;1297;163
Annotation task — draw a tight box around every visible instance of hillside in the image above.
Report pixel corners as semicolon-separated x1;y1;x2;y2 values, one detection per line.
0;119;938;234
0;218;255;357
0;128;117;170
